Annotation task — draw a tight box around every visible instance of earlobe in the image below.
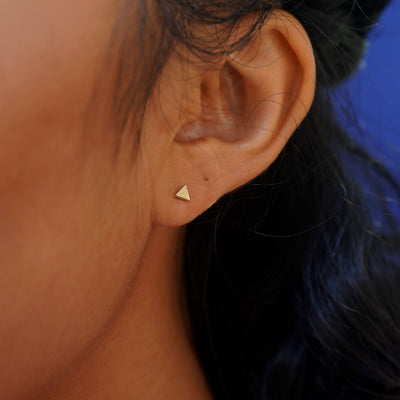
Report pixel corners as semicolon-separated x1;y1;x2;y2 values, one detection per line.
149;10;316;227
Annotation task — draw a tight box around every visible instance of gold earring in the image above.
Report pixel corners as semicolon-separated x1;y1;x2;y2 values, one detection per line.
175;185;190;201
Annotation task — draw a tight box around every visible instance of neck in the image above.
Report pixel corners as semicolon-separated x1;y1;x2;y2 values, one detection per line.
44;225;213;400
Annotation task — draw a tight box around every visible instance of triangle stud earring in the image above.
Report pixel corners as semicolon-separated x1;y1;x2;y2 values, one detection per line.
175;185;190;202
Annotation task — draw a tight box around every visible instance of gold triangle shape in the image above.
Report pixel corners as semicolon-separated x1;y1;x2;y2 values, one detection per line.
175;185;190;201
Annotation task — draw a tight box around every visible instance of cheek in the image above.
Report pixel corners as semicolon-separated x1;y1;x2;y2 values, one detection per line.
0;0;115;134
0;133;148;399
0;2;148;398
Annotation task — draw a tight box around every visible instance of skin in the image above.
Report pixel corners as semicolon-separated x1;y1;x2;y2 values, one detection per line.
0;1;315;399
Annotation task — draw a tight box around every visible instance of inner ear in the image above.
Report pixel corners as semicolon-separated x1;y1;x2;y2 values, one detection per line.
176;61;250;143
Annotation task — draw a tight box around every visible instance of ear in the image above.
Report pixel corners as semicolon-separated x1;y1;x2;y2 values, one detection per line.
144;10;316;227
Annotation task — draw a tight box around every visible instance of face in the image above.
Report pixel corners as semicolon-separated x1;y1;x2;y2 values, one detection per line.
0;1;152;398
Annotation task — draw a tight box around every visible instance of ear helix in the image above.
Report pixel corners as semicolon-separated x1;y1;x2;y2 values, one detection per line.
175;185;190;202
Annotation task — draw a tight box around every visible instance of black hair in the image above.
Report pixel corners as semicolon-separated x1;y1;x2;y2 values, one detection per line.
105;1;400;398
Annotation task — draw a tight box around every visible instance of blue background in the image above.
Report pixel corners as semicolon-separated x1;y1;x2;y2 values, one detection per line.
343;0;400;174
